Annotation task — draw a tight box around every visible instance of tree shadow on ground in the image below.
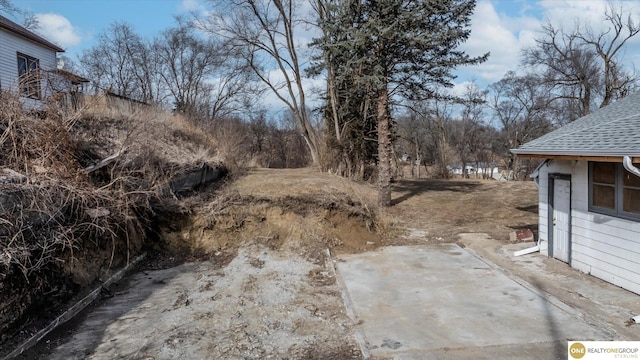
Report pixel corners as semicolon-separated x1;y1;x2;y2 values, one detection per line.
530;279;565;360
391;179;481;206
15;251;230;360
516;205;538;214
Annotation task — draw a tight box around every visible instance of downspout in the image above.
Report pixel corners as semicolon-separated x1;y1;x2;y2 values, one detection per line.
622;157;640;325
623;156;640;178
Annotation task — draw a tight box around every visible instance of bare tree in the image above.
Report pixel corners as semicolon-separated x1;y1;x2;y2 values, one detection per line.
203;54;261;121
199;0;321;166
523;4;640;118
20;9;38;31
0;0;16;15
80;22;157;103
489;72;554;179
0;1;39;31
451;82;487;178
153;20;219;116
575;4;640;107
396;110;429;179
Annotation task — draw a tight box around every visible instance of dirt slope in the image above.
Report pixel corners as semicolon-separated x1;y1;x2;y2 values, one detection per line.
165;168;538;261
227;168;538;245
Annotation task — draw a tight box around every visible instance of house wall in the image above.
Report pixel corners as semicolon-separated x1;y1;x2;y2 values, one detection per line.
0;27;57;98
538;159;640;295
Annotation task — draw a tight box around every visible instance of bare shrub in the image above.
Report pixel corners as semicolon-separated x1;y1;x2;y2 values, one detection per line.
208;118;251;171
0;92;223;344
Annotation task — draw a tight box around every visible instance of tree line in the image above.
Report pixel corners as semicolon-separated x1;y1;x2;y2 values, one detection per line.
4;0;639;206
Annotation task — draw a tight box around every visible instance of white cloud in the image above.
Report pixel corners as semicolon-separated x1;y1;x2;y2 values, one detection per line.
257;68;325;113
538;0;607;30
180;0;206;13
35;13;82;48
448;81;475;98
460;1;538;83
458;0;640;86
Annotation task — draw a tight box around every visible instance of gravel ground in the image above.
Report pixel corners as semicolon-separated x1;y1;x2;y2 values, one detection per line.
22;243;361;360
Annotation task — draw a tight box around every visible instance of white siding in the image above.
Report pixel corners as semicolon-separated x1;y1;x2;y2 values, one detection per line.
0;27;58;99
537;159;640;295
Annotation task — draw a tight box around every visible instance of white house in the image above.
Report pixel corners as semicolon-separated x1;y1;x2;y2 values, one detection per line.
448;162;500;178
512;92;640;295
0;14;66;107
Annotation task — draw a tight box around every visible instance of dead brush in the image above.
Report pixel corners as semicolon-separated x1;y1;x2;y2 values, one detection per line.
0;180;145;281
0;94;165;339
0;178;148;337
0;91;79;179
72;102;220;192
0;90;226;343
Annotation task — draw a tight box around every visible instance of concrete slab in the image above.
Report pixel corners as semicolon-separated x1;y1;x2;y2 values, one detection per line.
461;233;640;341
336;244;611;359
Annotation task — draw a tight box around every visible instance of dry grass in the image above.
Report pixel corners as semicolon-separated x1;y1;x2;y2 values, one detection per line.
226;168;538;246
0;91;222;343
387;177;539;242
0;89;539;353
151;168;537;274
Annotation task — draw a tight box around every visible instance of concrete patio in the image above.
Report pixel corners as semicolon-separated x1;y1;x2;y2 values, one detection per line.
335;242;623;359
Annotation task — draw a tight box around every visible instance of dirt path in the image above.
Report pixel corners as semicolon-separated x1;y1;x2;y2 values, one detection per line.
24;244;360;360
15;168;540;359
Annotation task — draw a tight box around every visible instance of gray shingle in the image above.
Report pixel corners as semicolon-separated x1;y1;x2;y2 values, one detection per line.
512;92;640;157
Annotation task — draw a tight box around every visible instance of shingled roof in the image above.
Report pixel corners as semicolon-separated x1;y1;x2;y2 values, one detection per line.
0;14;64;52
512;91;640;158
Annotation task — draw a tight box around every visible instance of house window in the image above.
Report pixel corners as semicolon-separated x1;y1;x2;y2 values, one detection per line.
589;161;640;220
17;53;40;99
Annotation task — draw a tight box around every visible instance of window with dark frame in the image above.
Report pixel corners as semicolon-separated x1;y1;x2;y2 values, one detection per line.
17;53;41;99
589;161;640;220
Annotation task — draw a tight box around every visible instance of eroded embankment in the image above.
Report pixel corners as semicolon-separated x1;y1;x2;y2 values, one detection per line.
1;169;386;358
9;178;385;359
156;191;386;265
0;93;225;356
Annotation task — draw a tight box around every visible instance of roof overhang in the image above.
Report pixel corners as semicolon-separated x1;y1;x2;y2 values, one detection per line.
511;149;640;163
52;69;90;84
0;15;64;52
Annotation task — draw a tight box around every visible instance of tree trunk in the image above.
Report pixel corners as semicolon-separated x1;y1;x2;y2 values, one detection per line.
414;138;420;179
376;88;392;207
300;129;320;166
460;153;467;179
436;114;449;179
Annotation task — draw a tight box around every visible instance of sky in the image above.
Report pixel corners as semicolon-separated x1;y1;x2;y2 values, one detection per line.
7;0;640;106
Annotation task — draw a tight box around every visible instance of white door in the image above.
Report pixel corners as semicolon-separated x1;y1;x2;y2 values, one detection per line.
553;179;571;263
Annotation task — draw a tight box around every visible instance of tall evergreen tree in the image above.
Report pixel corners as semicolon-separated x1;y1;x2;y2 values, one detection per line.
312;0;378;180
316;0;488;206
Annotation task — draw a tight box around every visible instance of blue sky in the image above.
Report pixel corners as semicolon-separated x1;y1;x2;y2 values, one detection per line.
15;0;190;59
6;0;640;104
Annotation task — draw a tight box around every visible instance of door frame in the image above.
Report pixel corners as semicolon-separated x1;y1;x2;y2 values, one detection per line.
548;173;572;265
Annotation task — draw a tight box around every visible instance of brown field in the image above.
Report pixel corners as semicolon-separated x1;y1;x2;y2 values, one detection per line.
231;167;539;246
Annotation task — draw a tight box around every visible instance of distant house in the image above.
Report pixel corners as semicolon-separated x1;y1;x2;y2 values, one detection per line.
512;92;640;295
447;162;500;179
0;14;86;108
